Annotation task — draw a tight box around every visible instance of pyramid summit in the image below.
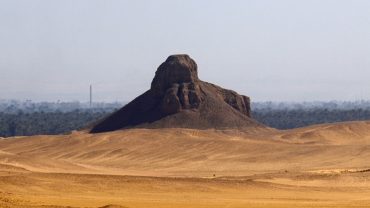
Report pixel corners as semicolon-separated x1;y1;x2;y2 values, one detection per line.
151;54;199;92
90;54;261;133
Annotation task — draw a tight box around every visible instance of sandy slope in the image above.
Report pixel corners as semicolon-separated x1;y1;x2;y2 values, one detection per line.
1;121;370;207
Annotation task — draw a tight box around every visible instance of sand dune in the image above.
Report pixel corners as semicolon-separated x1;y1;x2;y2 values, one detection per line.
1;121;370;207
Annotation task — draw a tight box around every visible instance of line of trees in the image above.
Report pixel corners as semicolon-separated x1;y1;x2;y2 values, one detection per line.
2;101;370;137
0;110;107;137
252;108;370;129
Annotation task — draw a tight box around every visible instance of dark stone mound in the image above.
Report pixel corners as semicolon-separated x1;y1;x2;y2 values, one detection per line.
90;54;262;133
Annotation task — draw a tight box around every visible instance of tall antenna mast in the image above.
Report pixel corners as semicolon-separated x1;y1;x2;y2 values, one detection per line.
90;84;92;108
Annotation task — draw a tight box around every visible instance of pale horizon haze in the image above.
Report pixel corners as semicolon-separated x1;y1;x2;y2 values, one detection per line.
1;0;370;102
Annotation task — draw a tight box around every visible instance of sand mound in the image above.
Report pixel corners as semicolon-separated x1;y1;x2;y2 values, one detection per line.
99;205;128;208
280;121;370;144
1;121;370;177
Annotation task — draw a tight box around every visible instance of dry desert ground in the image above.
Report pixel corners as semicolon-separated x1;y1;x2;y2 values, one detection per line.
1;121;370;207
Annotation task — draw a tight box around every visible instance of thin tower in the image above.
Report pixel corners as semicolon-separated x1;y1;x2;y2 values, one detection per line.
90;84;92;108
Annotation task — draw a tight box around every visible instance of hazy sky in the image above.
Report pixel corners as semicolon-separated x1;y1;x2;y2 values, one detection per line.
1;0;370;102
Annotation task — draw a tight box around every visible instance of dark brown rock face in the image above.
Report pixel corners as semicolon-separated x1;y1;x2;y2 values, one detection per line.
151;55;199;93
90;54;260;133
152;55;202;115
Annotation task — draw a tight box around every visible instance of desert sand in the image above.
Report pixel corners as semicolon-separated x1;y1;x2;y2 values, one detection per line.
1;121;370;207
